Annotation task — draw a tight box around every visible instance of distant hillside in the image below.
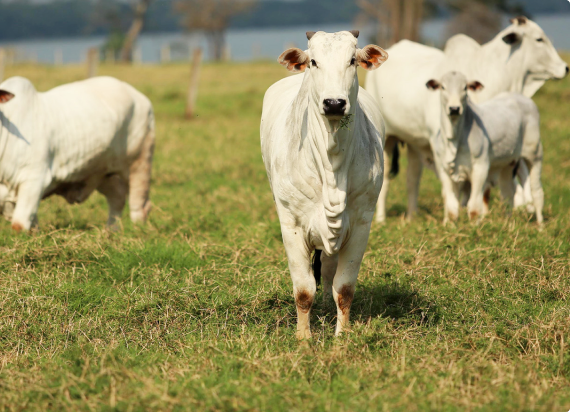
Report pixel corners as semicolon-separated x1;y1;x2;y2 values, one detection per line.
0;0;567;41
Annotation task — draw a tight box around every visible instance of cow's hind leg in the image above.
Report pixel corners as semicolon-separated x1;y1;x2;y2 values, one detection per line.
406;144;423;221
97;174;128;228
375;135;398;223
129;128;155;223
498;164;517;210
528;156;544;225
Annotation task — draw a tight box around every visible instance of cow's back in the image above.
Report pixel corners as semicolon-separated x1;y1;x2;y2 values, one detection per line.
42;77;153;181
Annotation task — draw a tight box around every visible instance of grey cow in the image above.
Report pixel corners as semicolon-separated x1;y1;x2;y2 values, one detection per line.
426;71;543;225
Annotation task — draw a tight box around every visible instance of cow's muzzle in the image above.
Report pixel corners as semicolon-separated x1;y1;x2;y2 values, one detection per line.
323;99;347;117
449;106;461;116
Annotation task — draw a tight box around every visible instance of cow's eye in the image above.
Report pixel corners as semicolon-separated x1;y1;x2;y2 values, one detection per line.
536;38;544;42
441;86;445;91
311;59;318;68
350;57;356;66
464;86;467;91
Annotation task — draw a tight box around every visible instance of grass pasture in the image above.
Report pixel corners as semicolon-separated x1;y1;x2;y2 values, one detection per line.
1;59;570;411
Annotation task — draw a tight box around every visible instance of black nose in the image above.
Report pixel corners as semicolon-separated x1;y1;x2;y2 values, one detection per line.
449;106;461;116
566;65;569;75
323;99;346;116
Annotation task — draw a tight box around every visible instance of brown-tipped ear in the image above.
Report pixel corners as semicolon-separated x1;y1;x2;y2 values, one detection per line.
349;30;359;39
502;31;521;45
467;81;484;92
278;48;309;72
306;31;316;40
356;45;388;70
0;90;15;103
426;79;441;90
510;16;528;25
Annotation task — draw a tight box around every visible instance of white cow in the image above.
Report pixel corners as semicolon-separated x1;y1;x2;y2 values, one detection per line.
0;76;155;231
261;31;387;338
426;71;543;224
366;16;567;222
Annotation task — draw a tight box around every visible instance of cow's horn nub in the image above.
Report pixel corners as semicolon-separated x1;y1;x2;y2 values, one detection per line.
306;31;316;40
349;30;360;38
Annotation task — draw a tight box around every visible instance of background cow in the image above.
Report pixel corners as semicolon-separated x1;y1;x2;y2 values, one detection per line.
366;16;567;223
261;31;387;338
0;76;155;231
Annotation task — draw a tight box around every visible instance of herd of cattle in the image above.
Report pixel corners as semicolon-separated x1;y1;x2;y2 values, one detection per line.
0;16;567;338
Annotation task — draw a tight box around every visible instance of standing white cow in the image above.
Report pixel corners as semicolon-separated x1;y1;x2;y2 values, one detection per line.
0;76;155;231
261;31;387;338
426;72;543;224
366;16;567;223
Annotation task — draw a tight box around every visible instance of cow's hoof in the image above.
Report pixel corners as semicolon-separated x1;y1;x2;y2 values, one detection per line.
11;222;24;232
295;329;312;340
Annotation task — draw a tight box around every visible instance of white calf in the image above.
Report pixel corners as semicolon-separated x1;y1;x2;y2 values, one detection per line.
426;72;543;224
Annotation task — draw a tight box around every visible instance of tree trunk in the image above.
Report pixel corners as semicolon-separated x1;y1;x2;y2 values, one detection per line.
121;0;152;63
207;30;225;61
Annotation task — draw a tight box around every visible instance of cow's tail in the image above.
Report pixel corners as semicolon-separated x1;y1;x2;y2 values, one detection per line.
312;249;322;286
389;142;400;179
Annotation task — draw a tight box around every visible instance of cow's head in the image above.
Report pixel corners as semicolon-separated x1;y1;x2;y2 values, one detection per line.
501;16;568;82
0;90;15;104
278;31;388;119
426;71;483;123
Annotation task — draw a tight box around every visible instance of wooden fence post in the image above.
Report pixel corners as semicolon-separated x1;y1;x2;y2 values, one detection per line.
185;47;203;119
0;49;5;83
87;47;99;78
54;48;63;66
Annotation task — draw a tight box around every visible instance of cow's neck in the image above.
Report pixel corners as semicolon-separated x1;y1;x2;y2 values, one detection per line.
439;104;468;182
297;81;357;255
479;37;526;96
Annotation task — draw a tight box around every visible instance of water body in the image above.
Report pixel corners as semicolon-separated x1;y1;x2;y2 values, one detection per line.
0;14;568;65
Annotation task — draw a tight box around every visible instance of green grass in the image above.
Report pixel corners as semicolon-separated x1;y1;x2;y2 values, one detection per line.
1;59;570;411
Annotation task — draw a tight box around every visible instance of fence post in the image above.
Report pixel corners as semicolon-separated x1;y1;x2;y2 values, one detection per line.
54;48;63;65
185;47;203;119
87;47;99;78
160;44;171;64
0;49;5;83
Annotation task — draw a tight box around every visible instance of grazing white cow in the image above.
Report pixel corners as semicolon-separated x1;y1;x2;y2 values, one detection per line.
0;76;155;231
426;71;543;224
366;16;567;223
261;31;387;338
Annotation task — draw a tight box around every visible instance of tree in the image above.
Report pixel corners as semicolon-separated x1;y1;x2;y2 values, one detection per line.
356;0;424;46
445;0;526;44
121;0;152;63
174;0;255;61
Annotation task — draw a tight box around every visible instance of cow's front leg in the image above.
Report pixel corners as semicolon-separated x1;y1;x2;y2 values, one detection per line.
438;169;459;224
333;223;372;335
406;144;423;220
281;228;316;340
11;179;45;231
467;162;489;222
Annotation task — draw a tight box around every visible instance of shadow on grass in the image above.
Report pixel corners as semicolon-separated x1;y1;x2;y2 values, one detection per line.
259;281;441;335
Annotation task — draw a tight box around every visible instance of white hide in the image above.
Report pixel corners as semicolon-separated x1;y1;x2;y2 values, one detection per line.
0;76;155;231
428;72;543;225
261;31;387;338
366;17;567;222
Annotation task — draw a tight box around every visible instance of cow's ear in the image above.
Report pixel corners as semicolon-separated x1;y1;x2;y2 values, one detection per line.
357;45;388;70
426;79;441;90
468;81;484;92
510;16;528;25
278;48;309;72
0;90;15;103
502;31;521;45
